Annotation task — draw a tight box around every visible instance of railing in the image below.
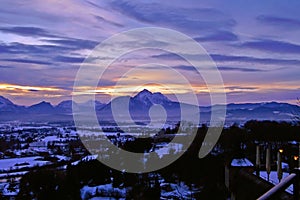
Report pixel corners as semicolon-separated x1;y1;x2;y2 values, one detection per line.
257;169;299;200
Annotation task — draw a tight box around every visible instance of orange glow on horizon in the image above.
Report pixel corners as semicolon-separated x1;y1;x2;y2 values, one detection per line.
72;82;299;96
0;83;62;92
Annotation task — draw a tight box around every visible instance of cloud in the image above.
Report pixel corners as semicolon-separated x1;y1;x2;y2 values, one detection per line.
195;30;238;42
0;26;56;38
0;37;97;58
240;39;300;54
257;15;300;30
0;38;98;65
0;0;299;105
226;88;300;104
42;37;98;50
153;52;300;66
53;55;85;63
210;54;300;66
226;86;258;91
173;65;197;72
218;66;263;72
94;15;124;27
173;65;263;73
2;58;51;65
109;0;236;33
0;42;71;55
28;89;39;92
85;0;105;10
152;53;199;61
0;65;13;69
0;43;21;54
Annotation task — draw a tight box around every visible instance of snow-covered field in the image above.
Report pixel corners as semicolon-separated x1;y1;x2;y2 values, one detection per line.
1;182;19;197
80;181;200;200
72;155;98;166
81;184;126;200
231;158;253;167
160;182;200;199
0;171;28;178
154;142;183;158
0;156;51;171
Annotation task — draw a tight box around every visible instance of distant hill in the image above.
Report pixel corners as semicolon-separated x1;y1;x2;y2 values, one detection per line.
28;101;55;113
0;96;26;112
0;91;299;124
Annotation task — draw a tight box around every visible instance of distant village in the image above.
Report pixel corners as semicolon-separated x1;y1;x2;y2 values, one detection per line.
0;120;299;199
0;122;84;198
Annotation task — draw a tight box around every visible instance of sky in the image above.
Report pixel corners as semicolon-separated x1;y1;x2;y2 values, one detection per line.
0;0;299;106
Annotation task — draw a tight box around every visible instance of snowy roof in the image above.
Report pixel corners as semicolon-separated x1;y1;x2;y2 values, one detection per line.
231;158;253;167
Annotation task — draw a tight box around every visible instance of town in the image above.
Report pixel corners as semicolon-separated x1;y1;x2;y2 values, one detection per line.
0;120;299;199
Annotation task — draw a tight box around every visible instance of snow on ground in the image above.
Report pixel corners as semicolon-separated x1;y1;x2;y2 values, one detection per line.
160;182;201;199
0;171;28;178
154;143;183;158
55;155;70;160
14;126;51;130
72;155;98;166
80;183;126;200
231;158;253;167
0;156;51;171
42;135;76;143
275;161;289;170
1;182;19;197
43;135;59;143
256;171;293;194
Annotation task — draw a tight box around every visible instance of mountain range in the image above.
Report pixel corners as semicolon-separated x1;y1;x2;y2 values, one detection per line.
0;89;299;124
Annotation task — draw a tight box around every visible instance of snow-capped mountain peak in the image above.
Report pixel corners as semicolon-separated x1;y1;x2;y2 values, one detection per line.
0;95;14;106
28;101;54;113
82;100;104;108
55;100;77;112
133;89;170;104
134;89;152;99
150;92;171;104
0;95;25;112
56;100;74;108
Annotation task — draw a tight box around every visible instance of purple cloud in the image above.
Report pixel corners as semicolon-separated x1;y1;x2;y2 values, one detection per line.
218;66;263;72
94;15;124;27
42;38;98;50
0;26;56;38
153;53;300;66
211;54;300;66
195;30;238;42
53;56;85;63
240;39;300;54
257;15;300;29
2;58;51;65
109;0;236;33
